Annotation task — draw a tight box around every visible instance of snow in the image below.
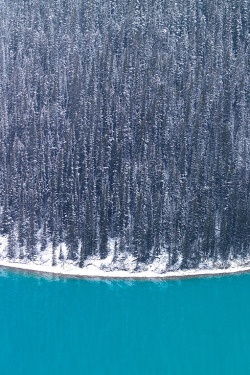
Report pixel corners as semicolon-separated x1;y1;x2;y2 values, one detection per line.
0;234;250;280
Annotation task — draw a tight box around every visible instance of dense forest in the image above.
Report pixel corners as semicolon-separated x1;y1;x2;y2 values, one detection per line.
0;0;249;270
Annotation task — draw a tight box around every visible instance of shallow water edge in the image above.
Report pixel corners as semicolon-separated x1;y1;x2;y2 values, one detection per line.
1;260;250;281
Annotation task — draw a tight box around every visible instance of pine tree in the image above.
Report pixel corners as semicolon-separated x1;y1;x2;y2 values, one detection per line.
52;237;57;267
7;223;16;259
0;0;248;271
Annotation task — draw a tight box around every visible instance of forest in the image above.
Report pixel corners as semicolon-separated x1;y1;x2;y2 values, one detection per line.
0;0;249;270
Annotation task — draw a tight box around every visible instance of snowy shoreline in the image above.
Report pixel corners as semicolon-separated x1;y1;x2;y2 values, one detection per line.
1;235;250;280
1;259;250;280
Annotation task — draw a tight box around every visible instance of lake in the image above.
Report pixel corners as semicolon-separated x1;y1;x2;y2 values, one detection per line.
0;269;250;374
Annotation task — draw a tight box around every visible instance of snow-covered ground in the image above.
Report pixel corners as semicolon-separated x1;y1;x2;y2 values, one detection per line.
0;235;250;280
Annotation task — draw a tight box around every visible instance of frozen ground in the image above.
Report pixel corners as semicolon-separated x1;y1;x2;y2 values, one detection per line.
0;235;250;279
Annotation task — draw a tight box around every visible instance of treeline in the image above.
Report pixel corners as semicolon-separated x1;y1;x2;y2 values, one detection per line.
0;0;249;269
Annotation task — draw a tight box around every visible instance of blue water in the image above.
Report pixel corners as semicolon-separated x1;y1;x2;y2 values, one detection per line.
0;270;250;374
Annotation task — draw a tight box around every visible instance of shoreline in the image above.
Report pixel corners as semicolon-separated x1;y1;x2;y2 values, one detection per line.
1;260;250;280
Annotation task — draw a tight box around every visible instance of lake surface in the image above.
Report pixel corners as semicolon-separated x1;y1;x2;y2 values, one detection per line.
0;269;250;375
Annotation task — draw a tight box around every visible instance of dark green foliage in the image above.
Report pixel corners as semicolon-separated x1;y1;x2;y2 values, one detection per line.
0;0;249;268
59;246;64;261
52;237;57;267
7;224;16;259
1;196;11;235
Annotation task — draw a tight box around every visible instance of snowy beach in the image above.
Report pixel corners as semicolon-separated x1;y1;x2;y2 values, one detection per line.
1;256;250;281
1;235;250;280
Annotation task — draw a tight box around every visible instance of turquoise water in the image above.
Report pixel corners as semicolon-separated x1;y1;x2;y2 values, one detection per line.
0;270;250;374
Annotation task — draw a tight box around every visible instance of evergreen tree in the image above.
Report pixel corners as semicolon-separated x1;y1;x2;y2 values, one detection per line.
0;0;248;271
